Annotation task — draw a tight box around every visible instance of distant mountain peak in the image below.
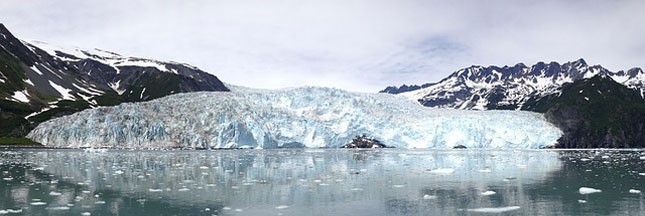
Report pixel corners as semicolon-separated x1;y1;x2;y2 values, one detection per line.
382;59;644;110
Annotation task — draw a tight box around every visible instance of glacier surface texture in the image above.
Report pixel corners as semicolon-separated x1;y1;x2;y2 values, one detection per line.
27;87;562;149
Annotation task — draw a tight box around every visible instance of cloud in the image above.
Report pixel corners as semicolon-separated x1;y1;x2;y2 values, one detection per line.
1;0;644;92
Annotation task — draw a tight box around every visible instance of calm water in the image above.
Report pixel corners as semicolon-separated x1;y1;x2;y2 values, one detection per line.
0;149;644;215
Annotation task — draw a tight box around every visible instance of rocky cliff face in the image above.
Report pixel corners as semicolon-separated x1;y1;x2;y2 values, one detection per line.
523;75;645;148
0;23;229;137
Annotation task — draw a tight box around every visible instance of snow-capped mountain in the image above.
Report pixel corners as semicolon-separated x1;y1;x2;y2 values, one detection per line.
381;59;645;110
0;23;228;136
27;87;562;149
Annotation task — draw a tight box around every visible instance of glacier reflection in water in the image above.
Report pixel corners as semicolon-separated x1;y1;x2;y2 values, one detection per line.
0;149;644;215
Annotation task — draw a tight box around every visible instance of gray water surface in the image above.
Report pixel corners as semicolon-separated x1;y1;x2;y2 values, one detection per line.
0;149;644;215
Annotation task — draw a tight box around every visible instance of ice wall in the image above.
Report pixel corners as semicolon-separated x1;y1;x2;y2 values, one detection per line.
27;87;562;149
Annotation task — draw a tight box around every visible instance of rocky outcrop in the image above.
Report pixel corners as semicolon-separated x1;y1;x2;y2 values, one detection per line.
342;135;387;148
523;75;645;148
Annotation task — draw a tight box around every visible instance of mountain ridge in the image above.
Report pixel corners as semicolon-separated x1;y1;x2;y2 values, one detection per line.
0;23;229;137
381;58;645;110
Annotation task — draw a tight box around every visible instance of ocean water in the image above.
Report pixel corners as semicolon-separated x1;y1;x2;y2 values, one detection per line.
0;149;643;215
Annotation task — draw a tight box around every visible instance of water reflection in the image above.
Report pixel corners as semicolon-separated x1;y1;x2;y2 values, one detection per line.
0;149;642;215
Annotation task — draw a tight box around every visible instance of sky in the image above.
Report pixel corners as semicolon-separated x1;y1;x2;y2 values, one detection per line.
1;0;645;92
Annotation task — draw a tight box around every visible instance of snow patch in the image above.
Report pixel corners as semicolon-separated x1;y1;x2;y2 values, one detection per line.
48;81;75;100
11;90;30;103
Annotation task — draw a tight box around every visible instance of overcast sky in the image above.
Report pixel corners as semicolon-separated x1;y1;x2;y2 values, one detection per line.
1;0;644;92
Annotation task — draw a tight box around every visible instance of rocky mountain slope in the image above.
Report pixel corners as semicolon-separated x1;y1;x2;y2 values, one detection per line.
382;59;645;110
0;24;229;137
522;75;645;148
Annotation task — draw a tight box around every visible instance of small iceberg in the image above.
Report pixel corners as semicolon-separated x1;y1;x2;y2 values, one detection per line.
481;191;496;196
579;187;602;194
427;168;455;175
466;206;520;213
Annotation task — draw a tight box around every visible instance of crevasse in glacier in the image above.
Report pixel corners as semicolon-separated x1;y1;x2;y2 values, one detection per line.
27;87;562;149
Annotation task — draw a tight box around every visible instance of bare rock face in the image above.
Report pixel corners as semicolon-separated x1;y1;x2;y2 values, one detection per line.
342;135;387;148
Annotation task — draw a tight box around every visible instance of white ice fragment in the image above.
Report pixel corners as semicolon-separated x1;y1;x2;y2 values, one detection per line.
578;200;587;203
481;191;496;196
0;209;22;214
49;191;62;196
629;189;641;194
114;170;124;175
30;202;47;206
2;178;13;181
478;169;492;173
392;185;405;188
81;212;91;216
422;194;437;200
640;156;645;160
275;205;290;210
148;189;163;192
351;188;363;191
178;188;190;192
46;206;70;210
222;207;231;211
94;201;106;204
428;168;455;175
579;187;602;194
466;206;520;213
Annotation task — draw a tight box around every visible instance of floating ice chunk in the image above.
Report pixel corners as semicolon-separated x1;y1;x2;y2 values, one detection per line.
222;207;232;211
81;212;91;216
466;206;520;213
114;170;124;175
428;168;455;175
516;164;527;168
392;185;405;188
629;189;641;194
481;191;496;196
0;209;22;214
422;194;437;200
94;201;106;204
640;156;645;160
2;178;13;181
178;188;190;192
148;189;163;192
275;205;290;210
46;206;70;210
234;209;243;212
579;187;602;194
478;169;492;173
351;188;363;191
640;173;645;176
578;200;587;203
49;191;62;196
30;202;47;206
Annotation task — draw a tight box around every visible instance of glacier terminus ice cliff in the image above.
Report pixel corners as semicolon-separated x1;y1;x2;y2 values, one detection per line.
27;87;562;149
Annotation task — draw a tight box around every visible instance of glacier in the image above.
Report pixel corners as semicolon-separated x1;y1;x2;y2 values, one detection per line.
27;87;562;149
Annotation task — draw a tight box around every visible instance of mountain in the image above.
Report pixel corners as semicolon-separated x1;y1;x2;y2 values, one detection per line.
27;87;561;149
522;75;645;148
382;59;645;110
0;24;229;137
